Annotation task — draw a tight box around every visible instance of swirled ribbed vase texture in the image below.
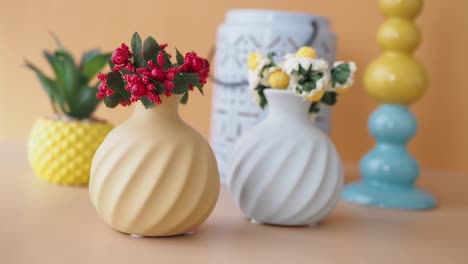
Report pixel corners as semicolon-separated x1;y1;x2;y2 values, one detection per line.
227;90;343;226
89;95;220;237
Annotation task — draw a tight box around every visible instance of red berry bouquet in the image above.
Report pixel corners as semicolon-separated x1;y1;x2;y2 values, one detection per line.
89;33;220;237
97;32;210;108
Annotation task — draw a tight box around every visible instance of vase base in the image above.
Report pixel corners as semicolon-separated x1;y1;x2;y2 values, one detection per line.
128;231;194;238
250;218;319;227
341;181;436;210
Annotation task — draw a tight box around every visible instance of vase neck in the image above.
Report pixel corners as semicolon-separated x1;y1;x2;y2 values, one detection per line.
132;95;182;121
264;90;312;123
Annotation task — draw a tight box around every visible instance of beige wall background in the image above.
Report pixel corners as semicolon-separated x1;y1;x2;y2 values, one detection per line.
1;0;467;171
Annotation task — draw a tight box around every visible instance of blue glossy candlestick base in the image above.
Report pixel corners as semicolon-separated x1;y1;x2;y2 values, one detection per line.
342;104;436;210
342;182;436;209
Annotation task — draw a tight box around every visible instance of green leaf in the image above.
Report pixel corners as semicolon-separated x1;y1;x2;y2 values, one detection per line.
331;63;351;87
254;85;269;109
104;93;121;108
267;52;276;60
161;50;172;70
43;50;65;87
176;48;184;65
172;73;188;93
311;72;324;82
140;96;155;108
197;86;204;95
321;91;338;106
131;32;146;68
68;85;100;118
298;64;308;75
48;50;80;104
106;71;131;103
302;81;316;92
50;32;65;50
55;50;76;67
25;60;57;101
25;60;67;114
108;58;115;69
60;53;83;101
82;53;111;80
172;72;200;94
143;36;160;61
80;49;100;67
180;92;189;104
308;102;321;114
150;80;165;94
120;68;136;76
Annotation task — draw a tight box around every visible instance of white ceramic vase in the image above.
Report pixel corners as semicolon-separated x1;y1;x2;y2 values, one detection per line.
211;9;337;183
227;90;343;226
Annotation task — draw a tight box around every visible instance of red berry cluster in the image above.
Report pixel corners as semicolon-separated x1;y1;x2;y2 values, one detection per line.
179;52;210;84
96;73;113;99
110;44;134;72
97;39;210;108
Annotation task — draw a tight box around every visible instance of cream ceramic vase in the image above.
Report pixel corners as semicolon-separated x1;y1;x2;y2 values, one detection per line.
89;95;220;237
227;90;343;226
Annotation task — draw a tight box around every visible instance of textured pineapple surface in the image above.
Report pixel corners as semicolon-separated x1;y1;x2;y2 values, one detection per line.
28;117;113;186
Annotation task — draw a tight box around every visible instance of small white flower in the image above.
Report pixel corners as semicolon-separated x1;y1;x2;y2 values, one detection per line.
253;56;270;75
288;69;330;100
282;54;329;74
248;70;260;91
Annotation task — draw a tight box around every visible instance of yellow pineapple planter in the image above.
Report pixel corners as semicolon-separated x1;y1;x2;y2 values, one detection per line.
26;36;112;186
28;117;113;185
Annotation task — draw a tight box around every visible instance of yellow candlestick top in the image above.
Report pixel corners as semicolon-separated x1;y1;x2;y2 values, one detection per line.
365;0;426;105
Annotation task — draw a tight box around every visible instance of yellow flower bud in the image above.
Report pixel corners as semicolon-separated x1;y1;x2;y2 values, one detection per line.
307;89;325;101
268;70;290;89
248;52;261;71
296;46;317;59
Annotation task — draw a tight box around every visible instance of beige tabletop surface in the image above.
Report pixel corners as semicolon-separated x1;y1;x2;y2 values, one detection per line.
1;142;467;264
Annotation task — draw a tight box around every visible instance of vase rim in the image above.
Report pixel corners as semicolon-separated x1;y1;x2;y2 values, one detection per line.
264;89;297;96
225;9;329;25
41;115;109;124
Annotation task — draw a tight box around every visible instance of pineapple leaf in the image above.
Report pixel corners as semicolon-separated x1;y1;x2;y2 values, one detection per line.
25;60;67;114
80;49;101;67
70;85;100;118
131;32;146;68
60;54;82;97
43;50;65;87
82;53;111;81
50;32;65;50
25;60;58;102
143;36;160;61
55;50;75;66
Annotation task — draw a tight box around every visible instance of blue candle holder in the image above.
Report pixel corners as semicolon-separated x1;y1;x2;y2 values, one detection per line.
342;104;435;209
341;0;436;209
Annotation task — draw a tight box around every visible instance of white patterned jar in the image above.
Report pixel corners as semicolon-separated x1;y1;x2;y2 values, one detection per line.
211;9;337;183
226;89;343;226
